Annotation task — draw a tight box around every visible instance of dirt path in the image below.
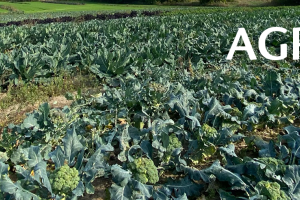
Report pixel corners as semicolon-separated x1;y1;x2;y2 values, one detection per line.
0;86;103;127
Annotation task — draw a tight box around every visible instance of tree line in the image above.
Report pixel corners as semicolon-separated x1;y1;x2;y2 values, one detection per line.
103;0;299;5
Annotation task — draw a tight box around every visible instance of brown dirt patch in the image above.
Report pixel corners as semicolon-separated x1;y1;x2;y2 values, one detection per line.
0;93;6;101
235;139;259;159
251;126;282;141
0;95;73;128
48;95;74;109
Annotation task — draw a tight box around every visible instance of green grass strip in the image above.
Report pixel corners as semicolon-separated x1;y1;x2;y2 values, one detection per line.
0;2;164;13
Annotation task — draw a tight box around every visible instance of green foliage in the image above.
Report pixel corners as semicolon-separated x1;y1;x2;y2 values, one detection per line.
163;134;182;162
49;165;80;195
272;0;300;5
256;157;285;170
198;0;211;4
101;0;186;4
190;124;218;164
0;5;24;14
127;157;159;184
199;0;232;5
0;74;98;108
229;107;243;118
2;5;300;200
256;181;288;200
0;2;160;14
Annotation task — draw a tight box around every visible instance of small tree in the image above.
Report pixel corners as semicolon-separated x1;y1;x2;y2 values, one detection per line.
199;0;230;4
199;0;211;4
273;0;300;5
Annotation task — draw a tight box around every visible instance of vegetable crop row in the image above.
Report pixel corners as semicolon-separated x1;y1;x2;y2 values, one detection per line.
0;6;300;200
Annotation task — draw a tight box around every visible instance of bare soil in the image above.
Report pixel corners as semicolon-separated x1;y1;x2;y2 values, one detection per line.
0;93;6;100
0;94;73;128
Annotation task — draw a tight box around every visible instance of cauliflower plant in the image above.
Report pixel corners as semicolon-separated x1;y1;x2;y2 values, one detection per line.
163;134;182;163
127;157;159;184
256;157;285;166
256;181;288;200
201;124;218;139
190;124;218;164
49;165;80;195
256;157;286;174
229;107;243;118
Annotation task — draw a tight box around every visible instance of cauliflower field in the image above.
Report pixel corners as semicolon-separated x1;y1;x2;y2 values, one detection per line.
1;6;300;200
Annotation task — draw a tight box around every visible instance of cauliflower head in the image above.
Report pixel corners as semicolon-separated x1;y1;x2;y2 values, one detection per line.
190;124;218;164
229;107;243;118
256;157;286;173
201;124;218;139
256;181;288;200
256;157;285;166
49;165;80;195
128;157;159;184
163;134;182;163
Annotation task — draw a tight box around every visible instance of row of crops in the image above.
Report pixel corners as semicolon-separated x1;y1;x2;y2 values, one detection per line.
1;7;298;89
1;6;300;200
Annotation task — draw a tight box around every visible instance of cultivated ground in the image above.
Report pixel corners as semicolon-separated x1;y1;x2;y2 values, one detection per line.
1;2;300;200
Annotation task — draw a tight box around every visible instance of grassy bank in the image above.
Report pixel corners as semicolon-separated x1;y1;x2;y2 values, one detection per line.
0;1;164;13
0;7;7;12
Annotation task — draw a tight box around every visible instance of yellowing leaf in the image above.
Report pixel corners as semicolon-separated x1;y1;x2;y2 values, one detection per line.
118;118;127;125
91;93;102;98
105;123;113;129
139;122;144;130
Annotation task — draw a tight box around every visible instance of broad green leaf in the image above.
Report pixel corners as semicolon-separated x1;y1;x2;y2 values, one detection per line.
28;146;42;168
111;165;132;187
49;146;65;169
0;175;40;200
203;160;247;190
282;165;300;199
109;183;132;200
33;161;52;194
63;127;85;165
165;176;203;197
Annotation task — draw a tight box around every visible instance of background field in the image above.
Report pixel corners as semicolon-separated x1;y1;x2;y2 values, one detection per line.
0;0;280;14
1;2;300;200
0;7;7;12
0;1;164;13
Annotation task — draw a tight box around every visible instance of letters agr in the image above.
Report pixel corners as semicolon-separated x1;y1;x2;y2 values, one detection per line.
226;27;300;61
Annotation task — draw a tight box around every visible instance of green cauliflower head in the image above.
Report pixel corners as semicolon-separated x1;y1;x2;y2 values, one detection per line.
49;165;80;195
256;181;288;200
256;157;286;173
163;134;182;163
190;124;218;164
201;124;218;139
229;107;243;118
127;157;159;184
